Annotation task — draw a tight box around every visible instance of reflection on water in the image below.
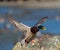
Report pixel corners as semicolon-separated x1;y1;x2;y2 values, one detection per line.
0;7;60;50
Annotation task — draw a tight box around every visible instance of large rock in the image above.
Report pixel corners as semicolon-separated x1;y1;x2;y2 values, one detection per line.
12;35;60;50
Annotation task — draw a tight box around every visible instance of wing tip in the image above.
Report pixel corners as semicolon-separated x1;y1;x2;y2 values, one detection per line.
41;16;48;20
45;16;48;18
43;16;48;19
6;14;14;21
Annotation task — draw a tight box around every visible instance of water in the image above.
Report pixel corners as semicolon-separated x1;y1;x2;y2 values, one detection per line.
0;7;60;50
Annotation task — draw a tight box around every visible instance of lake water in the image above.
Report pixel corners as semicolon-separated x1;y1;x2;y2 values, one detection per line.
0;7;60;50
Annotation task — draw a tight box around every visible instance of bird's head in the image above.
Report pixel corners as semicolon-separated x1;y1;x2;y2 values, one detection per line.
38;25;46;30
31;25;46;33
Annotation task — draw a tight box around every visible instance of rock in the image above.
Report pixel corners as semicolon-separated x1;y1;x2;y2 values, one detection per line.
12;34;60;50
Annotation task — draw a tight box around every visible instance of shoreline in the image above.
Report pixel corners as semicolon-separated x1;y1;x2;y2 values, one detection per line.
0;1;60;8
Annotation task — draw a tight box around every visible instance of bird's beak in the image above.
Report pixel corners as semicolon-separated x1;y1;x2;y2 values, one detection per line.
42;27;46;30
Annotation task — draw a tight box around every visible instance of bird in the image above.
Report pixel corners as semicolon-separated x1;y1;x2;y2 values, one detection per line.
7;14;48;46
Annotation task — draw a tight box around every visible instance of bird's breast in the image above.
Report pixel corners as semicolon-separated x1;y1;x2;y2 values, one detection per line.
25;32;35;44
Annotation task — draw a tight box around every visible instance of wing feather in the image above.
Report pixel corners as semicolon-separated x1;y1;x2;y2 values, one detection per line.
7;16;30;33
34;17;48;27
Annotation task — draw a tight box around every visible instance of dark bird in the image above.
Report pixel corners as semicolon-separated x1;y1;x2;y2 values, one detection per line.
7;15;48;46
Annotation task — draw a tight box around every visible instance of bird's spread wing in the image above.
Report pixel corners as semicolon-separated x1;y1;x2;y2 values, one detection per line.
7;16;30;33
34;17;48;27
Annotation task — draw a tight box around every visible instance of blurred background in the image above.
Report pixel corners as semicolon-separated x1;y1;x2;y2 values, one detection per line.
0;0;60;50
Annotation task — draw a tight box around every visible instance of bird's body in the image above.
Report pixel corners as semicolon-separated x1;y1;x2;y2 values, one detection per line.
7;15;48;46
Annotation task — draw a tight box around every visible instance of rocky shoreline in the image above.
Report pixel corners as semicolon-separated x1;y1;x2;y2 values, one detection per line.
13;35;60;50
